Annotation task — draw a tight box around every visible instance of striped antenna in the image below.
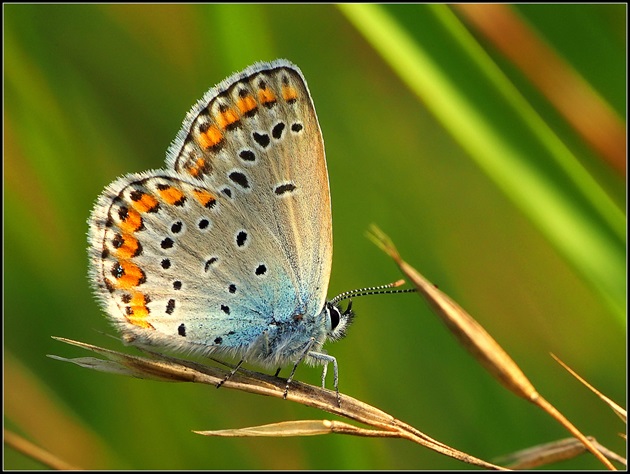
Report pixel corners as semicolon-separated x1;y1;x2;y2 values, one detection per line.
329;279;416;305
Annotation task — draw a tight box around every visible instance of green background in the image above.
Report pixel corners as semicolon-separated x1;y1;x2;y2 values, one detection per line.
5;4;625;470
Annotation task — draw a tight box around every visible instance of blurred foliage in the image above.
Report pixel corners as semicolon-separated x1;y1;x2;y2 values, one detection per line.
4;4;625;470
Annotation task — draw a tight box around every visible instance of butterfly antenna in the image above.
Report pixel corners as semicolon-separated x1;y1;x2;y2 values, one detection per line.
330;279;416;305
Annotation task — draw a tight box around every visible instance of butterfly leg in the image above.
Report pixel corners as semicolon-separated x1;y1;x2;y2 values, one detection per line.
308;351;340;407
283;337;316;400
216;359;245;389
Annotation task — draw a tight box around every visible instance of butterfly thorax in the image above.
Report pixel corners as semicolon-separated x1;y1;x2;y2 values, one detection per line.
244;300;353;368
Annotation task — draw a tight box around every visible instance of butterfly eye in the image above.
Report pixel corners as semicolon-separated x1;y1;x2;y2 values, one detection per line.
329;304;341;330
326;301;354;342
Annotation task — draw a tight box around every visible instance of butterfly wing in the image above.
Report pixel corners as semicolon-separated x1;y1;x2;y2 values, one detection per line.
88;60;332;366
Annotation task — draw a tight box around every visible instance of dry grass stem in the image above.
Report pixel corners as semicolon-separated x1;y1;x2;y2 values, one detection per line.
495;436;626;469
50;336;504;470
4;429;81;470
195;420;403;438
551;353;627;423
367;225;619;470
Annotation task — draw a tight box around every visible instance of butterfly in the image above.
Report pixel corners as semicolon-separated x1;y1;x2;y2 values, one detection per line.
88;59;408;404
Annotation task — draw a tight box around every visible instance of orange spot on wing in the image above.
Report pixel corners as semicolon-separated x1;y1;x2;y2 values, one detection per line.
119;208;143;233
131;193;159;213
115;234;140;259
127;304;149;318
216;107;240;129
236;95;257;114
125;292;151;328
158;186;185;205
129;292;148;307
258;87;276;105
187;157;208;178
198;124;223;150
282;85;298;102
127;316;153;329
115;261;145;289
193;189;216;208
